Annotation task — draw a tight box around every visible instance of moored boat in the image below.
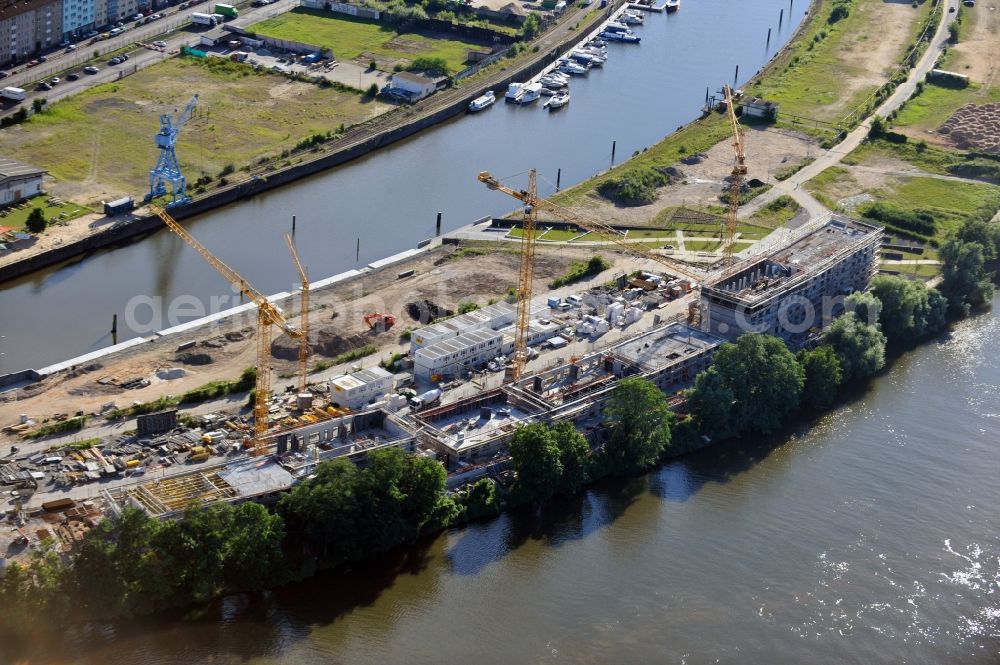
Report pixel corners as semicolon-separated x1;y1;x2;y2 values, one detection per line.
505;82;524;103
665;0;679;12
518;81;543;104
544;90;570;110
468;90;496;112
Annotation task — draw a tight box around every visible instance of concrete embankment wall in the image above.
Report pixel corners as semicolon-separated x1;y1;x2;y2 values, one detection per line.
0;3;620;284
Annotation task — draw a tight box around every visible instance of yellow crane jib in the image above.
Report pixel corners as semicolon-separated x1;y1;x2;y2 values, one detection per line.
151;205;303;457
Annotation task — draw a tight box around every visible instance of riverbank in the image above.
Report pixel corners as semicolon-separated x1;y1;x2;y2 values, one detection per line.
0;0;621;284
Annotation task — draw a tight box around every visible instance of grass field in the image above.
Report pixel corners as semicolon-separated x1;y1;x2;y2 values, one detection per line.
3;57;388;203
625;229;676;239
749;0;933;124
749;195;802;229
251;9;489;73
875;177;1000;233
684;239;722;252
893;81;1000;134
549;115;732;207
539;228;584;241
0;196;91;230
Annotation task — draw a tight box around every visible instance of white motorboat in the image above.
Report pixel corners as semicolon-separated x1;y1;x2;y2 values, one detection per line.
544;90;570;110
540;74;569;89
558;59;588;75
604;21;630;33
468;90;496;112
589;37;608;48
666;0;679;12
600;29;641;43
505;82;524;103
517;81;543;104
621;10;644;24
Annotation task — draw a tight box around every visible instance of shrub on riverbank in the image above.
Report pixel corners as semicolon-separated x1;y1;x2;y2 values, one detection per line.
548;255;610;288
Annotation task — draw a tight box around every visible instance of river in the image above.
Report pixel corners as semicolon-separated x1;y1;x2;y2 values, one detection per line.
0;0;809;374
11;297;1000;665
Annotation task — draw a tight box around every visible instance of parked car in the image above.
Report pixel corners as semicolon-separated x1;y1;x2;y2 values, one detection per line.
66;72;80;81
65;44;77;51
49;76;60;85
38;55;47;62
26;60;40;68
122;53;129;60
150;13;162;19
0;72;7;79
153;40;167;48
109;56;122;65
130;13;143;20
84;65;99;74
37;81;52;90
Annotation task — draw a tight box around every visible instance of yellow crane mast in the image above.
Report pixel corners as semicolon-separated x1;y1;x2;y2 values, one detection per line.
284;232;310;394
151;205;303;456
722;83;748;265
480;169;539;382
478;170;706;379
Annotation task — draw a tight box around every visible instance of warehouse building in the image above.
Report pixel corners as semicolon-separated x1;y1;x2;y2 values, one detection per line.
0;157;46;206
700;215;882;344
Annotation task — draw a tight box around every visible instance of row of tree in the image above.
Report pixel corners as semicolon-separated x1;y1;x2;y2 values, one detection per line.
0;447;458;631
1;501;285;626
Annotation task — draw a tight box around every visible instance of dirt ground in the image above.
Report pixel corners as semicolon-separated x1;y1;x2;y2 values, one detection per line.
946;2;999;88
828;0;931;119
0;243;593;429
565;127;817;224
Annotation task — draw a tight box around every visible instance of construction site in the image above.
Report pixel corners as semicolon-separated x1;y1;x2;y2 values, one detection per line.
0;83;884;562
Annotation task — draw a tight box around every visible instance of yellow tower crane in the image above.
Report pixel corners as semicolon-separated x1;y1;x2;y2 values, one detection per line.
478;170;706;382
151;205;303;456
284;232;310;394
722;83;748;265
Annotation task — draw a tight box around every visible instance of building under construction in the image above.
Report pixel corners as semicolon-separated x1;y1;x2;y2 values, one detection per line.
103;215;883;520
414;321;723;469
700;214;882;344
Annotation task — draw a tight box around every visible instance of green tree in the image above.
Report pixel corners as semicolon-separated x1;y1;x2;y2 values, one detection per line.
551;421;591;495
521;12;541;39
955;218;1000;265
462;477;503;520
709;333;804;434
603;377;673;473
25;207;47;233
846;290;881;328
939;237;994;315
797;345;842;410
685;366;735;437
823;313;886;381
510;422;563;501
870;275;947;342
222;502;285;591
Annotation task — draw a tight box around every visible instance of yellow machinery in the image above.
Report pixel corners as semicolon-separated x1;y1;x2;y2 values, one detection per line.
284;232;310;394
151;205;303;456
722;83;747;265
478;170;705;382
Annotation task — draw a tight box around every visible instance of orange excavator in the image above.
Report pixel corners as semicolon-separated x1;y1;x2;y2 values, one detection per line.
364;312;396;331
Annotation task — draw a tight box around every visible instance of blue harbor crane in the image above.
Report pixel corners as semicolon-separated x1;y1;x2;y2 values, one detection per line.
146;94;199;208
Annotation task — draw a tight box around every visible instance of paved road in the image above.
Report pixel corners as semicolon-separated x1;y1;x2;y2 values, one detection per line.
741;0;957;219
